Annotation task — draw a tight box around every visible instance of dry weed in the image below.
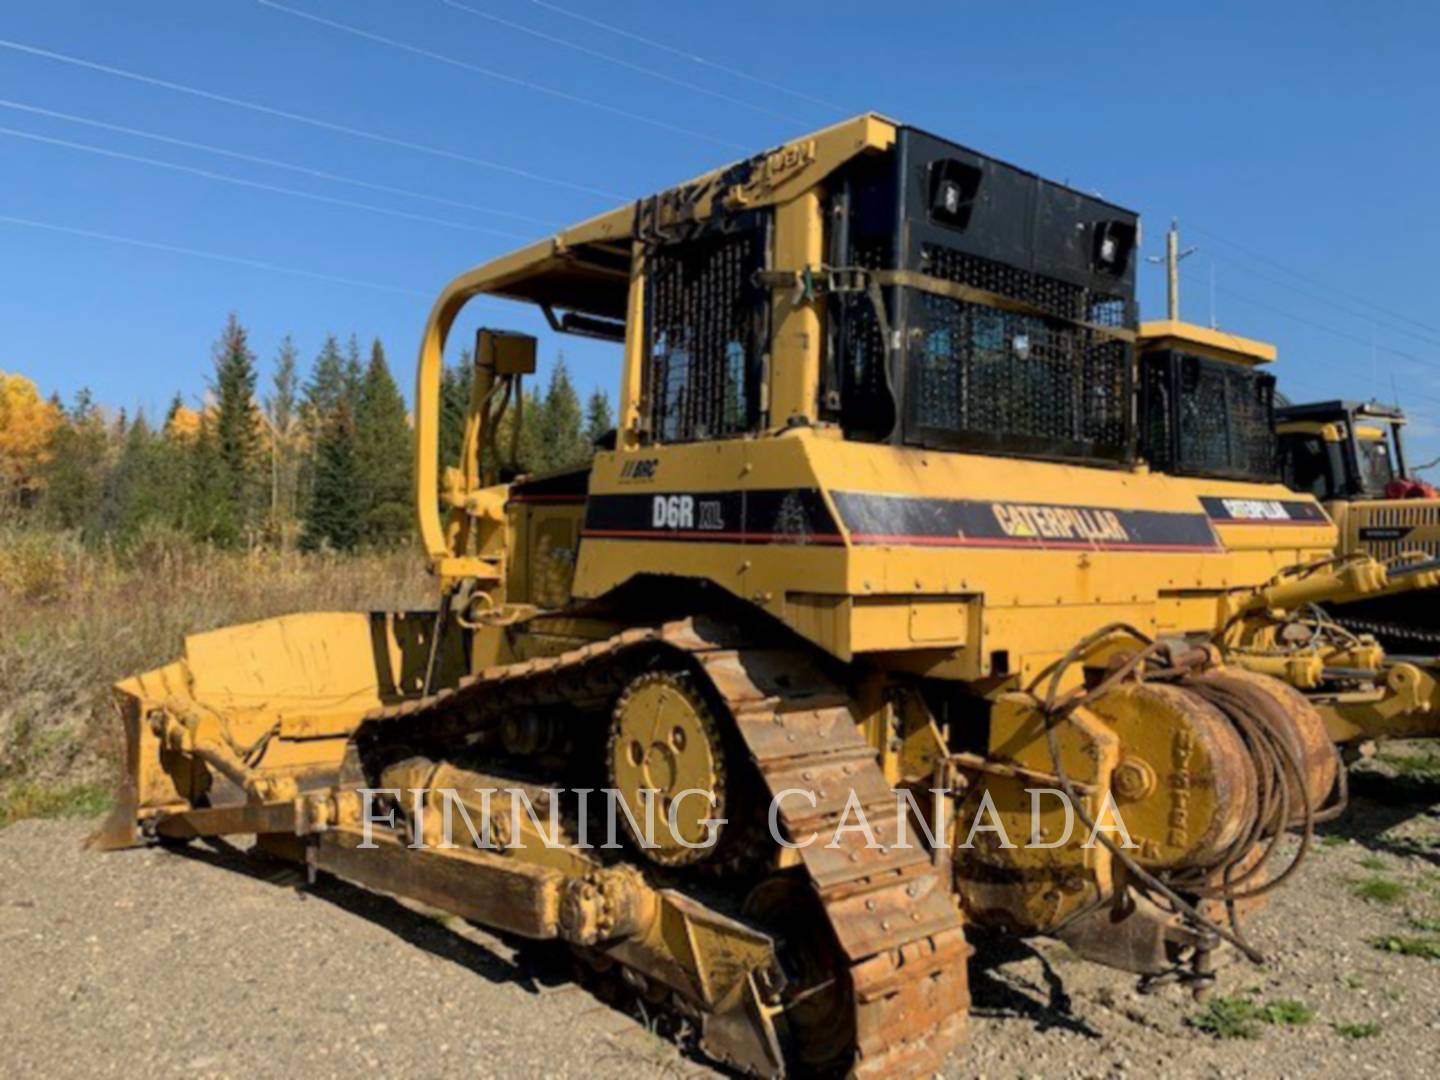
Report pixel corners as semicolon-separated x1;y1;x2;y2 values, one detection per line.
0;523;433;813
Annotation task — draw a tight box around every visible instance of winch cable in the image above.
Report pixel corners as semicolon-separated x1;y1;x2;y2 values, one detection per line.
1168;677;1313;902
1026;622;1337;965
1026;624;1265;965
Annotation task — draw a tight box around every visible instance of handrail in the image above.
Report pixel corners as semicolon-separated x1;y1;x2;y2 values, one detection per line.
414;268;487;570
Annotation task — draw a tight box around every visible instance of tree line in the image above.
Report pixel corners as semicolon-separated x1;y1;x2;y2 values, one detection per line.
0;314;613;551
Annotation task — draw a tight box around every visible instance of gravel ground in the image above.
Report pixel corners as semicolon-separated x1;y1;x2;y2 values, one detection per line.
2;769;1439;1079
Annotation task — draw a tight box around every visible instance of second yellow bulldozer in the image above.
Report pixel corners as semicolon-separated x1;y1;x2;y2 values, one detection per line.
1276;398;1440;652
98;114;1440;1077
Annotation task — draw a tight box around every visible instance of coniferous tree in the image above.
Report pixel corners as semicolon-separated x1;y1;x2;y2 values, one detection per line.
97;411;149;537
209;313;263;541
583;389;614;454
41;389;109;535
301;403;364;552
355;339;413;546
185;412;240;545
305;336;349;422
536;357;586;472
300;335;347;514
439;350;474;479
124;411;190;539
343;334;364;410
264;335;302;537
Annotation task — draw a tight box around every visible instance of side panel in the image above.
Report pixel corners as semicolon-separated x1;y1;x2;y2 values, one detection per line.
506;471;590;608
573;431;1337;681
1339;499;1440;561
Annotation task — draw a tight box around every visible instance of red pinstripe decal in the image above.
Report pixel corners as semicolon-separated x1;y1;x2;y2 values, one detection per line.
581;527;1218;552
1207;518;1323;526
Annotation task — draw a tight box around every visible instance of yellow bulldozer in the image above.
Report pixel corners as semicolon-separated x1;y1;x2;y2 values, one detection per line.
96;115;1440;1077
1275;398;1440;652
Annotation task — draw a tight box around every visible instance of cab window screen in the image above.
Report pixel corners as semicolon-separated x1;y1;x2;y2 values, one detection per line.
906;290;1131;461
828;128;1139;465
644;223;766;444
1142;351;1278;481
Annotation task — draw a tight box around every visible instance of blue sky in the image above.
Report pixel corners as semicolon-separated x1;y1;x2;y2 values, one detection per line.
3;1;1439;460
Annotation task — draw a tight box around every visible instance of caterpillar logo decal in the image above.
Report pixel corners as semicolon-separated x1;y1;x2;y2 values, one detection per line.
1200;496;1327;525
831;492;1221;552
992;503;1129;543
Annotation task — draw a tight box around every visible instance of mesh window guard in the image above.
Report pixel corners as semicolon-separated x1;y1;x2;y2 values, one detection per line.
1142;352;1278;481
905;286;1132;462
644;226;766;444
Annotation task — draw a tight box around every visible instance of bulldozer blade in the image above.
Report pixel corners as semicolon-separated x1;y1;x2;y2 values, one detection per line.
85;777;141;852
106;609;463;838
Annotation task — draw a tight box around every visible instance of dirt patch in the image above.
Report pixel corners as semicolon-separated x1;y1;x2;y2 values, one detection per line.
3;773;1439;1078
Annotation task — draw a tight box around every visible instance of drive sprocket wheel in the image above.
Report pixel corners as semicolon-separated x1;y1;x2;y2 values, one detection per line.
607;670;729;866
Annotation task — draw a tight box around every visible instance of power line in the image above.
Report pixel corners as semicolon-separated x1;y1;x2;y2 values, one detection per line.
1191;223;1440;340
0;125;529;239
525;0;849;115
1276;364;1440;414
255;0;747;151
1216;285;1440;416
0;213;428;297
0;99;560;228
1214;284;1440;375
1207;248;1440;352
1274;364;1440;425
0;36;622;199
435;0;808;126
1175;296;1435;417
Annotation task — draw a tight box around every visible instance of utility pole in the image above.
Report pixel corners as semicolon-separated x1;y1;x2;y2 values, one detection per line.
1148;219;1198;320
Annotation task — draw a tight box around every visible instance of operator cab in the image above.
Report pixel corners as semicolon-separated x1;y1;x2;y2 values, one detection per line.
1137;320;1280;483
1276;400;1416;501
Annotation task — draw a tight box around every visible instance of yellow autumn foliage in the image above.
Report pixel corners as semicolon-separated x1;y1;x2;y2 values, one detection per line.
0;372;61;498
165;404;202;441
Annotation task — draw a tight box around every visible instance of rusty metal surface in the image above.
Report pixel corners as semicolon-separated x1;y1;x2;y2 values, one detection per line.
317;826;563;940
153;801;300;840
1189;669;1338;819
1085;681;1257;871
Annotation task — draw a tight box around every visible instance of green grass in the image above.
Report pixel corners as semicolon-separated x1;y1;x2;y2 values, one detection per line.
1371;935;1440;960
1410;916;1440;932
1319;834;1348;849
0;781;112;829
1258;999;1314;1026
1376;750;1440;780
1352;875;1409;904
1334;1021;1382;1040
1187;995;1315;1040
